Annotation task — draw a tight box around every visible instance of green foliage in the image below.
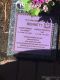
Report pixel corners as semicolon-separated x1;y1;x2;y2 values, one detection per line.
24;3;31;12
21;0;30;5
29;8;41;16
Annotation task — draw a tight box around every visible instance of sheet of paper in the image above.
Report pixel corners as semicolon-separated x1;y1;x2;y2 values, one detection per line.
13;14;53;52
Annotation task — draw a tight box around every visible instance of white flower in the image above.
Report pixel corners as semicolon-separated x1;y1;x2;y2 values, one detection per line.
45;0;52;3
52;2;55;6
30;2;35;9
48;0;52;1
30;2;42;9
43;5;48;12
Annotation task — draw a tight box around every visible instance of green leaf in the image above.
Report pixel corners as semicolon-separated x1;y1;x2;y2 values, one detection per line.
21;0;30;4
30;8;41;16
24;3;31;12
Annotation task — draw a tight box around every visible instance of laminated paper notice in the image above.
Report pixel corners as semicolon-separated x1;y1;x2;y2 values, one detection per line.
13;14;53;52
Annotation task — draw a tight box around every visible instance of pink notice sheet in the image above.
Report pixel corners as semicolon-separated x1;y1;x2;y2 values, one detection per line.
13;14;53;52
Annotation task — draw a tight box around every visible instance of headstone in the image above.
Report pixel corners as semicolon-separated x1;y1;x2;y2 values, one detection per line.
7;0;59;60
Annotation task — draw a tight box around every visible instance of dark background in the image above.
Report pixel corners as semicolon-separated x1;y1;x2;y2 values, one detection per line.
0;50;60;80
0;59;60;80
